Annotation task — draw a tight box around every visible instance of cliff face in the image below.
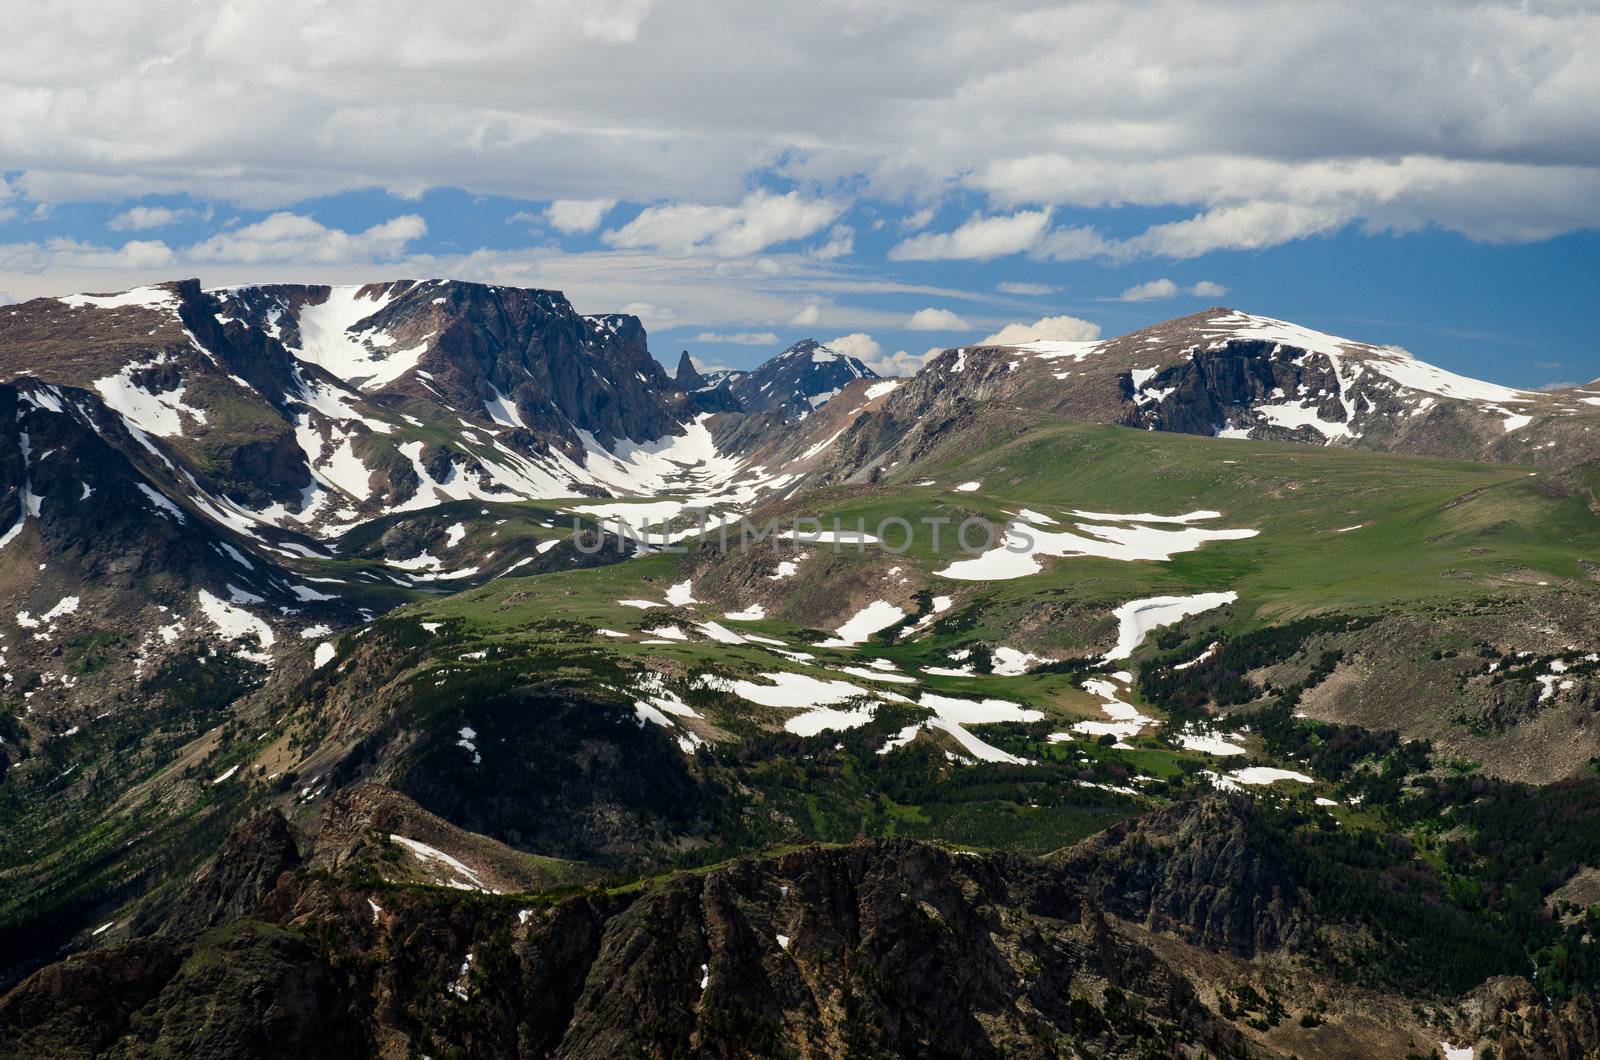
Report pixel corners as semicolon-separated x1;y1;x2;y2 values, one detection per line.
0;809;1242;1058
9;799;1600;1058
1056;797;1308;957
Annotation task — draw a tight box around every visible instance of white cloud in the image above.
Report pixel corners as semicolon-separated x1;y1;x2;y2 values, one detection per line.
810;224;854;260
688;354;731;373
1031;226;1113;262
823;332;881;364
903;306;969;330
979;315;1101;346
1123;203;1351;259
603;191;843;257
0;237;175;273
997;281;1057;295
619;300;679;328
0;290;13;305
869;346;942;377
1111;277;1231;299
544;198;616;234
825;332;937;376
186;212;426;264
788;303;822;326
692;330;779;344
889;209;1051;261
108;205;191;231
1117;278;1179;301
0;233;1014;334
0;1;1591;254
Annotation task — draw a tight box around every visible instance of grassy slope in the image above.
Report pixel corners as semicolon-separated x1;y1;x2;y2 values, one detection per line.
8;416;1600;999
312;420;1595;865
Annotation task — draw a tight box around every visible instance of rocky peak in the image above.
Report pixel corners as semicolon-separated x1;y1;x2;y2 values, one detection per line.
723;337;878;419
674;350;705;390
161;811;301;937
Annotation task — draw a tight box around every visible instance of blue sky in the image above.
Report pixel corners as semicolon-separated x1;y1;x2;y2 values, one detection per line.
1;1;1595;387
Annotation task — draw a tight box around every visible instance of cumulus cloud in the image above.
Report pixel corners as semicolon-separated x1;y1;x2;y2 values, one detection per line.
979;314;1101;346
870;347;941;377
788;303;822;326
187;212;426;264
1114;278;1228;301
823;332;881;363
1123;203;1352;259
688;354;731;373
0;1;1592;256
889;210;1051;261
1031;226;1113;262
1116;278;1180;302
810;224;854;260
108;205;192;231
903;306;969;330
619;300;679;328
825;332;936;377
544;198;616;234
692;330;779;344
0;238;175;273
603;191;843;257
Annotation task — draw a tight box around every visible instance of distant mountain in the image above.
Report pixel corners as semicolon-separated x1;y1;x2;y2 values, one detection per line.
0;281;906;742
816;307;1600;484
709;338;878;419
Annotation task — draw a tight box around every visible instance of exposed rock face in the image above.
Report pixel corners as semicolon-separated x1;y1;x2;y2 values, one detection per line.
161;810;301;937
1457;976;1600;1060
0;820;1249;1059
9;797;1600;1057
716;338;878;419
0;927;358;1060
813;307;1600;484
674;350;705;390
1;278;708;545
1057;796;1307;957
214;281;694;452
0;376;303;598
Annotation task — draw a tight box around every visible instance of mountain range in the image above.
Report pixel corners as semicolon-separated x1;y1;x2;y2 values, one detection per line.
3;279;1599;1058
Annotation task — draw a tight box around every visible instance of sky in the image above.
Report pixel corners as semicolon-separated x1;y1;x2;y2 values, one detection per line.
0;0;1596;387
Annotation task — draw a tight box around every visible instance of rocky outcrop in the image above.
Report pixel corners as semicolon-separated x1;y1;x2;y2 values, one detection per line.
218;281;697;452
161;810;301;937
1057;796;1308;957
1458;976;1600;1060
674;350;705;390
0;826;1249;1058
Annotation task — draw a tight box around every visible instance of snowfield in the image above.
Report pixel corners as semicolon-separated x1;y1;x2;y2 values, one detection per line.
1104;592;1238;661
819;601;907;646
937;511;1257;580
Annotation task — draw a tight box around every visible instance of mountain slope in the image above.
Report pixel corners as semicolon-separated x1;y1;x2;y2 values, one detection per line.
816;308;1600;485
707;338;878;419
6;281;1600;1055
